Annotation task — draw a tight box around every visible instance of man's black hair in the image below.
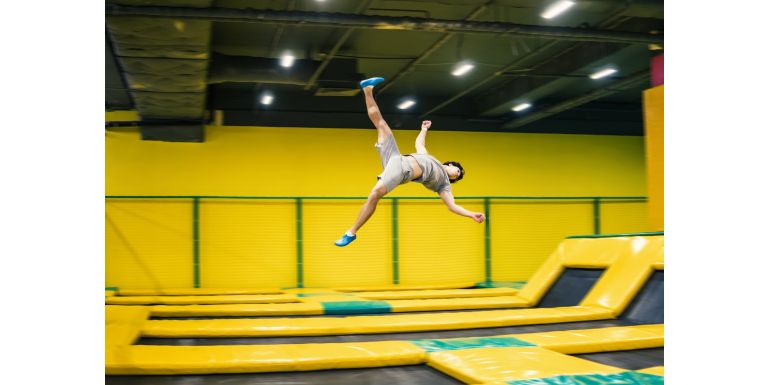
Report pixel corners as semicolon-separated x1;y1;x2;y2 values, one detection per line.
443;161;465;183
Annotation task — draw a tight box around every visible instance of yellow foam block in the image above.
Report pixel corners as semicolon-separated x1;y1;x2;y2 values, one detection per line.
149;302;325;317
427;346;624;383
297;295;366;303
580;236;663;314
514;324;664;354
652;262;664;270
117;288;284;296
106;341;426;375
282;288;344;294
637;366;664;376
106;306;151;348
358;288;519;300
142;306;614;337
335;282;477;292
105;291;116;297
388;296;529;312
106;294;299;305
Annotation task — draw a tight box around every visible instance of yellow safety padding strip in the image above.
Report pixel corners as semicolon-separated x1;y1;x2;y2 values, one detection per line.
580;236;663;315
105;291;116;297
388;296;529;312
427;346;625;384
106;341;426;375
106;294;299;305
637;366;664;376
335;282;477;292
513;324;664;354
106;306;151;348
142;306;614;337
297;295;367;303
149;302;325;317
116;288;285;296
652;262;664;270
358;288;520;300
516;237;630;306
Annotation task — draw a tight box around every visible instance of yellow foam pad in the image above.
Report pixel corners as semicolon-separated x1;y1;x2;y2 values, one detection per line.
335;282;477;292
106;341;425;375
427;346;624;383
514;324;664;354
652;262;664;270
297;295;366;303
117;288;284;296
637;366;664;376
149;302;325;317
142;306;614;337
106;294;299;305
358;288;519;300
388;296;529;312
105;291;116;297
106;306;151;348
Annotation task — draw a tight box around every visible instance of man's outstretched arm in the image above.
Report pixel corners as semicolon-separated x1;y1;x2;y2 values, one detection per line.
439;189;485;223
414;120;430;154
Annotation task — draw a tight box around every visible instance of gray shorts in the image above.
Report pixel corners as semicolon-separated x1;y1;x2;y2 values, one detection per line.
375;134;412;193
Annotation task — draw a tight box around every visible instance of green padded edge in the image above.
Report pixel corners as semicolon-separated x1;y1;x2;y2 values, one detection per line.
411;336;535;352
322;301;392;315
506;372;664;385
567;231;664;239
105;287;119;292
475;281;527;289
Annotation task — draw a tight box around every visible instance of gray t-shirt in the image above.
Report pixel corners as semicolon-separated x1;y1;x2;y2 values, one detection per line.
408;153;452;193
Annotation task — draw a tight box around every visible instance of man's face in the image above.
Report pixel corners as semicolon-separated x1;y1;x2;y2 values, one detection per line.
446;165;461;181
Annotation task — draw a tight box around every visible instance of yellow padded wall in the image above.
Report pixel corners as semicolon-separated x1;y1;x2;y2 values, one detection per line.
199;199;295;288
600;201;650;234
491;201;594;282
303;200;392;287
398;200;485;285
644;85;664;231
105;199;192;289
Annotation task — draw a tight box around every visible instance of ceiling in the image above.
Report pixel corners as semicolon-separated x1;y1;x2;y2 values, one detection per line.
105;0;664;141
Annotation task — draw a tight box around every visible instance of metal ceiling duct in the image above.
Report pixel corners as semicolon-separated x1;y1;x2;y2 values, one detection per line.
105;5;663;45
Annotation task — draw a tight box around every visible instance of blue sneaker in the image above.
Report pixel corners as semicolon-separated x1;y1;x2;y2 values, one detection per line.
359;77;384;89
334;233;357;247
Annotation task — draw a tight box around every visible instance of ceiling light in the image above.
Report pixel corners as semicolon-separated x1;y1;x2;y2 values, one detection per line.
589;68;617;79
260;94;274;105
280;54;295;68
398;100;416;110
541;1;575;19
512;103;531;112
452;63;474;77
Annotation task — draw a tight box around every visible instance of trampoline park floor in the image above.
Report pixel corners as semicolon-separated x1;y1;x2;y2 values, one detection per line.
106;234;664;384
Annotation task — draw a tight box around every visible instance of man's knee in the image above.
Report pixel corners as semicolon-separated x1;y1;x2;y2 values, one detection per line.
369;185;387;200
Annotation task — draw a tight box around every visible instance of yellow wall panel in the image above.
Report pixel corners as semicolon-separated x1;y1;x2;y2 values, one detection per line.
303;200;392;287
398;200;485;285
600;201;651;234
490;201;594;282
105;200;192;289
644;86;664;230
199;199;295;288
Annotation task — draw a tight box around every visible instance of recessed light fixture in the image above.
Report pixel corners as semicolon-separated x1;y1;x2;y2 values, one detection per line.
452;62;474;77
589;68;617;79
260;94;274;105
398;100;416;110
512;103;532;112
541;1;575;19
280;54;295;68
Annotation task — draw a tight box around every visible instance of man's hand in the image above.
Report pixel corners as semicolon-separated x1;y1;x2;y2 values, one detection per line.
471;212;486;223
421;120;432;130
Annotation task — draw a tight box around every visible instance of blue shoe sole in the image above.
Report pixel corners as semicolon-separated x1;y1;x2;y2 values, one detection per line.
335;235;357;247
359;77;384;89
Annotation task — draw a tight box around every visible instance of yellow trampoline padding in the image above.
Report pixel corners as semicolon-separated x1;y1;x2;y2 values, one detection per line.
514;324;664;354
652;261;664;270
335;282;477;292
117;288;284;296
106;306;151;347
427;346;624;384
149;302;325;317
580;235;663;314
106;340;426;375
388;296;529;312
297;295;366;303
106;294;299;305
142;306;614;337
637;366;664;376
357;288;519;300
105;291;116;297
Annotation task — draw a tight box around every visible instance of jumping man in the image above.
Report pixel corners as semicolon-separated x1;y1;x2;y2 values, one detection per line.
335;77;486;247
